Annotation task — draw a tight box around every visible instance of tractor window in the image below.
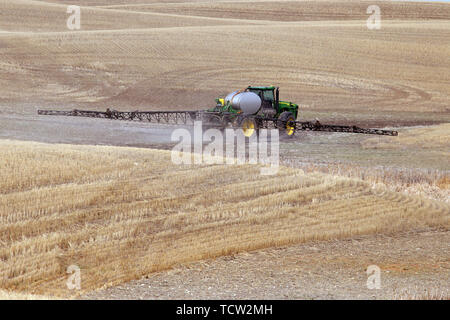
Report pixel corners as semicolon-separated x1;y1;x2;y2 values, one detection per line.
249;89;263;100
263;90;274;102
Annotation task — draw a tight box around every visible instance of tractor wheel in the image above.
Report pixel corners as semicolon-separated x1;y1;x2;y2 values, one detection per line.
239;116;258;138
277;111;296;138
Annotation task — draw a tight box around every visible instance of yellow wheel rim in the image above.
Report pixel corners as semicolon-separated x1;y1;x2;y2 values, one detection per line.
242;119;255;137
286;117;295;136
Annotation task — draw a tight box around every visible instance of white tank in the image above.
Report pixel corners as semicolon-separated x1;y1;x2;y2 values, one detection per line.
225;90;239;105
226;91;261;115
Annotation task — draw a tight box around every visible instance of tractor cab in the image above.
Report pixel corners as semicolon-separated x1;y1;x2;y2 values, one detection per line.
246;86;277;116
246;86;298;119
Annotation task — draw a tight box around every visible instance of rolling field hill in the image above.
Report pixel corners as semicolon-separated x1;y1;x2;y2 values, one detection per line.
102;1;450;21
0;139;448;297
0;0;449;299
0;0;449;120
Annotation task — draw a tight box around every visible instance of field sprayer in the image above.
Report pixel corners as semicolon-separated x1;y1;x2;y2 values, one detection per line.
37;85;398;137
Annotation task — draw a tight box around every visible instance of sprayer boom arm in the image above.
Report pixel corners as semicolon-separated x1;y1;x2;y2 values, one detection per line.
294;121;397;136
37;109;398;136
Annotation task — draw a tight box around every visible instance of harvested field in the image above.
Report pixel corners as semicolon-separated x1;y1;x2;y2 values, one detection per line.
0;139;448;297
0;1;449;119
0;0;449;300
362;123;450;151
105;1;450;22
82;230;450;300
0;0;255;33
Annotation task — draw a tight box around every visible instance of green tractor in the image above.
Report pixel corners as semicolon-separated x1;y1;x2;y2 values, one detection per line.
205;85;299;137
37;85;399;138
